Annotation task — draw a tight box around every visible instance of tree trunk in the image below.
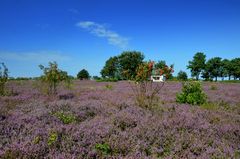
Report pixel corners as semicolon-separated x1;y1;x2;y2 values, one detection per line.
228;75;231;80
215;77;217;82
196;74;199;81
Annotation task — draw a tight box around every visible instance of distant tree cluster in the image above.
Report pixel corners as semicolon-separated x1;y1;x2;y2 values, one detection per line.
188;52;240;81
101;51;174;80
101;51;144;80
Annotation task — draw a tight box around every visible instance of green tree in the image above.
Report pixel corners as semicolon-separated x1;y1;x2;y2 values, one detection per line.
219;59;228;81
77;69;90;80
118;51;144;79
201;70;211;81
205;57;222;81
177;70;188;81
100;56;119;78
222;59;234;80
187;52;206;80
0;63;8;95
232;58;240;80
155;60;174;79
39;61;69;94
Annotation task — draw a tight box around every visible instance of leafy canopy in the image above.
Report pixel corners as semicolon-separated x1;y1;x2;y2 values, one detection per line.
39;61;69;94
187;52;206;80
77;69;90;80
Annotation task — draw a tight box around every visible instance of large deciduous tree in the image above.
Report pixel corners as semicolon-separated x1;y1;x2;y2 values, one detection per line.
118;51;144;79
187;52;206;80
100;56;119;78
177;70;188;81
77;69;90;80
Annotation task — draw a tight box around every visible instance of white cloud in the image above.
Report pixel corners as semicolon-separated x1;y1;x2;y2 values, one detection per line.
76;21;129;49
0;51;71;63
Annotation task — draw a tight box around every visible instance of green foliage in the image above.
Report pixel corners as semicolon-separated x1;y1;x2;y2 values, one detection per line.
47;132;58;146
232;58;240;80
210;84;218;90
205;57;222;81
187;52;206;80
53;111;76;124
95;143;112;155
132;61;166;110
105;84;113;90
0;63;8;96
101;56;119;78
176;81;207;105
101;51;144;80
77;69;90;80
118;51;144;80
92;76;101;80
39;61;70;95
177;70;188;81
96;78;118;82
135;61;154;82
155;60;174;79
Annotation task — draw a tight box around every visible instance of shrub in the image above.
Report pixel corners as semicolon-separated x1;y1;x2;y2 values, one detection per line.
53;111;76;124
0;63;8;96
105;84;113;90
176;81;207;105
47;132;58;146
95;143;112;155
39;62;70;95
96;78;118;82
210;84;218;90
177;70;188;81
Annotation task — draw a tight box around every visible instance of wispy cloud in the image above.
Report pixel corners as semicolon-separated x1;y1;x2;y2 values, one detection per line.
76;21;129;49
0;51;71;63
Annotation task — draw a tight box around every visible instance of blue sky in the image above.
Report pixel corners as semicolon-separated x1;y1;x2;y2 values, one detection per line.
0;0;240;77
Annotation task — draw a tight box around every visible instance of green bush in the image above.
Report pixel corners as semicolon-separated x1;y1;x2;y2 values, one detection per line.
210;84;218;90
105;84;113;90
47;132;58;146
53;111;76;124
176;81;207;105
96;78;118;82
95;143;112;155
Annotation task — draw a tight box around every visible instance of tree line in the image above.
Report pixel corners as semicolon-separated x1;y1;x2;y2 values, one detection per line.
100;51;174;80
188;52;240;81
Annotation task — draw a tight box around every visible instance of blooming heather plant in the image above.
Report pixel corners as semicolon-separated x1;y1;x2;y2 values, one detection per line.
0;80;240;158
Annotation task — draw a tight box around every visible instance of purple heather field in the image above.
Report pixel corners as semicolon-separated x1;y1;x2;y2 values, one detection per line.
0;80;240;158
